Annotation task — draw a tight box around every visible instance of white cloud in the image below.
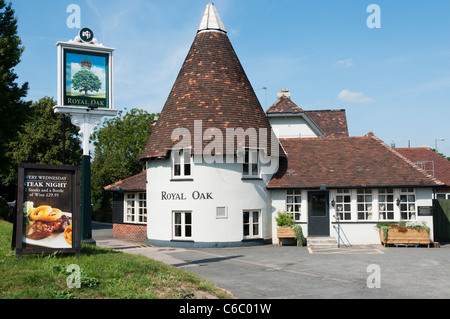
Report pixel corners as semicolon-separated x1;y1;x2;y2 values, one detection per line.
338;89;373;104
333;58;354;68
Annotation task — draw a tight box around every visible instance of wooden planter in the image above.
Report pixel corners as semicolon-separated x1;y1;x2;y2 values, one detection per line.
277;227;298;246
380;228;430;248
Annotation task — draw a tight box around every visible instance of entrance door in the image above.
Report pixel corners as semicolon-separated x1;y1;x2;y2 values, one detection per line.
308;191;330;236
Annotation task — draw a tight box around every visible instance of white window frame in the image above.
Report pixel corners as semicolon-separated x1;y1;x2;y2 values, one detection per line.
243;210;261;239
124;192;147;224
336;189;352;220
286;189;301;221
242;148;260;178
172;211;192;240
172;148;192;180
357;189;373;220
400;188;416;220
378;188;394;220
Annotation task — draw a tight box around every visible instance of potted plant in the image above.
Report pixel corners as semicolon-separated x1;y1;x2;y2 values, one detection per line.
376;221;431;248
275;211;303;246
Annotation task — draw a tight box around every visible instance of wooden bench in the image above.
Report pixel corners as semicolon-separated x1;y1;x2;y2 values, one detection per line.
277;227;298;246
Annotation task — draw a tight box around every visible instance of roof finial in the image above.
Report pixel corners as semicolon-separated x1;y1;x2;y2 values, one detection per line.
198;3;227;34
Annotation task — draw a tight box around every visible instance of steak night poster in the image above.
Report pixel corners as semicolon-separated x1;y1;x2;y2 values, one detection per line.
19;167;76;251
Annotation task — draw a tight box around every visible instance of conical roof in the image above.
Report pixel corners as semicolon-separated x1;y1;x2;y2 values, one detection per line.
140;3;279;159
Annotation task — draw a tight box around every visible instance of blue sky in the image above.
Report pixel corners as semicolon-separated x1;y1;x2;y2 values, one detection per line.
12;0;450;157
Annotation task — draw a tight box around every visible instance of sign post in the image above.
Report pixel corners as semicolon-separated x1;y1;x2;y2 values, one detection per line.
53;28;117;244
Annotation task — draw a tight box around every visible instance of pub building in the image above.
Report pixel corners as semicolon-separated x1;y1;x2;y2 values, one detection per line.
105;3;444;247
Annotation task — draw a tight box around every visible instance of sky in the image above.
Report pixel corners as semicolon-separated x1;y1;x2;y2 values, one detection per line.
11;0;450;157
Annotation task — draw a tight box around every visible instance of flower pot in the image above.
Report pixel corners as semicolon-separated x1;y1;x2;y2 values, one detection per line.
277;227;298;246
379;228;430;248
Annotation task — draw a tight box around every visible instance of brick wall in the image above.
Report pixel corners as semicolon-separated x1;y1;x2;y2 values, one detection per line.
113;223;147;241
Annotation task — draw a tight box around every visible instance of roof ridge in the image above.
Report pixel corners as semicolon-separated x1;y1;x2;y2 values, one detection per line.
368;134;444;186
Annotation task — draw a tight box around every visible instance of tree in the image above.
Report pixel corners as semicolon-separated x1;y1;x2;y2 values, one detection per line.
0;0;31;198
72;69;101;95
3;97;82;192
91;108;156;211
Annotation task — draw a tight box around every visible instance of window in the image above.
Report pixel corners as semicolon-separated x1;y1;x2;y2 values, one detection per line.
336;189;351;220
172;148;192;179
216;207;228;219
125;193;147;224
243;210;261;239
400;188;416;220
357;189;373;220
173;211;192;240
286;190;301;221
378;188;394;220
243;149;259;178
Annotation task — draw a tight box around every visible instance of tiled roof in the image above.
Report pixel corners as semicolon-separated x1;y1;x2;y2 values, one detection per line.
266;95;348;138
140;22;279;160
304;109;349;138
267;134;443;189
395;147;450;186
266;96;303;114
104;170;147;192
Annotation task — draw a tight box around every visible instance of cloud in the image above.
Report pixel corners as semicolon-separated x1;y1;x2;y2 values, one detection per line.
333;58;354;68
338;89;373;103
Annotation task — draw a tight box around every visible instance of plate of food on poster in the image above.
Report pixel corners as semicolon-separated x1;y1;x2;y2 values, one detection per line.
23;201;72;249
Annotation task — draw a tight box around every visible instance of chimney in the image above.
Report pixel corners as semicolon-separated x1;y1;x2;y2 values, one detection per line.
277;88;291;99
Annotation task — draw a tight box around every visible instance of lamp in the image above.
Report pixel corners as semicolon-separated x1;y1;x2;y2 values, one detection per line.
435;138;445;153
331;198;336;207
395;197;401;206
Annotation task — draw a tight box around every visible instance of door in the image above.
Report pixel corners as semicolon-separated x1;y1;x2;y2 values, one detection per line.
308;191;330;236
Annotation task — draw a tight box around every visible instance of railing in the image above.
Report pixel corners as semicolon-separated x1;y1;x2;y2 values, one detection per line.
333;217;351;248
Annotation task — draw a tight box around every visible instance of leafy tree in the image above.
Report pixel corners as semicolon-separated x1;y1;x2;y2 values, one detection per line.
0;0;31;199
4;97;82;189
72;69;101;95
91;108;156;211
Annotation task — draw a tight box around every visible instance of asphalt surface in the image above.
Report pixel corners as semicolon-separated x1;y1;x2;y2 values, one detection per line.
92;222;450;299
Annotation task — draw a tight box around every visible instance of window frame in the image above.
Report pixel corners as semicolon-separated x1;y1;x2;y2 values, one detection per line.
124;192;147;224
243;210;261;239
172;211;193;240
357;189;373;220
171;148;192;180
400;188;416;220
242;148;260;178
336;189;352;220
286;189;301;221
378;188;394;220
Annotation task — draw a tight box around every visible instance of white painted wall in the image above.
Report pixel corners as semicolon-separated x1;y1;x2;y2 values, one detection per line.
146;155;278;246
270;188;435;245
268;116;320;138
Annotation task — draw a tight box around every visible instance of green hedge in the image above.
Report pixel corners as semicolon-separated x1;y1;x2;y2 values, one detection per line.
433;199;450;242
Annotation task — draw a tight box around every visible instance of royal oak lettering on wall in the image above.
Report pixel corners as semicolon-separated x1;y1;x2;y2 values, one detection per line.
161;191;213;200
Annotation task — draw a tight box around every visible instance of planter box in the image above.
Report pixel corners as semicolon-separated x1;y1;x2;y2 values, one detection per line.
379;228;430;248
277;227;298;246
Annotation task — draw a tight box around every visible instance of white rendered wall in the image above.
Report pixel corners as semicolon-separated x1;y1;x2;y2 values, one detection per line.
146;156;277;246
268;116;320;138
270;188;435;245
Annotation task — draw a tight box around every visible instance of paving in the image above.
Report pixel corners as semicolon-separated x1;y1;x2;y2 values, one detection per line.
92;222;450;299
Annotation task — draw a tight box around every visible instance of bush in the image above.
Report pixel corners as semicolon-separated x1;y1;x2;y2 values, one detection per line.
275;211;295;227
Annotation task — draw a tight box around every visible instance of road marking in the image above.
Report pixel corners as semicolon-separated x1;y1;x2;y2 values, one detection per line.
308;247;384;254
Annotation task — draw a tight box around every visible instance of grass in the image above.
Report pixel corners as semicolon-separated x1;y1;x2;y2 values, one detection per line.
0;220;233;299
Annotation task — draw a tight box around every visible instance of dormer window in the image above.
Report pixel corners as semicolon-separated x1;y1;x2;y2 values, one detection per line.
172;148;192;180
243;148;259;178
